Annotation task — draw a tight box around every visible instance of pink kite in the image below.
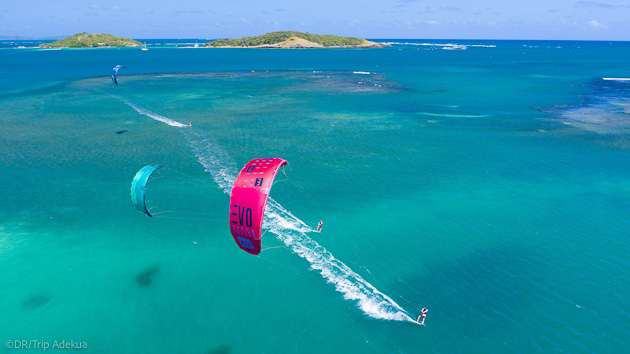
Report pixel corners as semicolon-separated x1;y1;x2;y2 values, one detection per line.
229;157;288;255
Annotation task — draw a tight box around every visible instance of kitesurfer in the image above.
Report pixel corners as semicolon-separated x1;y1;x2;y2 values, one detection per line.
189;122;193;127
416;307;428;326
317;220;323;233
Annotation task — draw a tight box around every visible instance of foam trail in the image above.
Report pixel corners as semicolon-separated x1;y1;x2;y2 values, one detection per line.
417;112;489;118
110;95;188;127
265;199;414;321
186;130;238;193
185;128;414;322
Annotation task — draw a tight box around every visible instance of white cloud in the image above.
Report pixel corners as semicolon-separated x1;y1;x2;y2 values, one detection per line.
587;18;607;28
175;10;204;15
576;1;615;8
89;4;122;11
438;6;463;12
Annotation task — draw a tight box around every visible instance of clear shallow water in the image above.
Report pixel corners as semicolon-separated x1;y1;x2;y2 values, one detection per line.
1;40;630;353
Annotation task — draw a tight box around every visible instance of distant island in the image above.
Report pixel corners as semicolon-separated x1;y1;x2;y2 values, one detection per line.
39;33;143;48
206;31;389;48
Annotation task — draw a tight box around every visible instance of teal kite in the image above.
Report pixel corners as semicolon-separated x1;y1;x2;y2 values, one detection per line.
130;164;163;217
112;65;124;85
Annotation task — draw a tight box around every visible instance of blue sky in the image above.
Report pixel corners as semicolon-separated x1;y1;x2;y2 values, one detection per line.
1;0;629;40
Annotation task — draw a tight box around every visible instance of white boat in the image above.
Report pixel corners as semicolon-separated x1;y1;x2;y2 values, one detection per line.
141;42;148;51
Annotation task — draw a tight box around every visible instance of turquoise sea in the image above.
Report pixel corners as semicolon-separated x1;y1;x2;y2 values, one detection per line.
1;39;629;353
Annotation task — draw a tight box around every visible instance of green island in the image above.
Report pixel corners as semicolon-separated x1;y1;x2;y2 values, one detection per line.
39;33;143;48
206;31;388;48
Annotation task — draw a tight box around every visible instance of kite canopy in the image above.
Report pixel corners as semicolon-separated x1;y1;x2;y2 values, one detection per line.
130;164;163;217
111;65;123;85
229;158;288;255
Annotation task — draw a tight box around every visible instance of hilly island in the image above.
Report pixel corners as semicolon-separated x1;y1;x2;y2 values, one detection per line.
206;31;388;48
35;31;386;49
39;33;142;48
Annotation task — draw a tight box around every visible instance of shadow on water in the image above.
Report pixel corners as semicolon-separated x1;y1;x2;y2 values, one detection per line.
22;294;52;309
135;263;161;287
206;344;231;354
0;81;70;98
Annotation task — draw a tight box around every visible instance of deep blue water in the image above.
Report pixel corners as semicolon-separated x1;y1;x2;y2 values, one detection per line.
1;39;629;353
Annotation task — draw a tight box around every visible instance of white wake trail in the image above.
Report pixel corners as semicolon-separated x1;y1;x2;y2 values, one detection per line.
111;95;189;127
264;199;413;321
